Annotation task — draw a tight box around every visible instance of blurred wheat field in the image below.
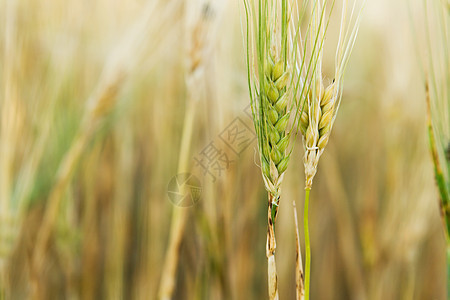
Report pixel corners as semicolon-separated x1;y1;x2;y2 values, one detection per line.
0;0;447;299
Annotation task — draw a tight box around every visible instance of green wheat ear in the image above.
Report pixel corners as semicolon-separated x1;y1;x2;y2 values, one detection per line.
260;52;291;193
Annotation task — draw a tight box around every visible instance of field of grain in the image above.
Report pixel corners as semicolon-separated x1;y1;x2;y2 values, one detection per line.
0;0;447;299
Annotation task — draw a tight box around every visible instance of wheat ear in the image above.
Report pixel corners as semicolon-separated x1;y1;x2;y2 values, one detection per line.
299;0;364;189
300;79;336;189
297;1;365;299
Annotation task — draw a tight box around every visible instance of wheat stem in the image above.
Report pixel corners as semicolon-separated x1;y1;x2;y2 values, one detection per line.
304;188;311;300
293;200;305;300
159;1;221;297
158;97;196;300
267;193;279;300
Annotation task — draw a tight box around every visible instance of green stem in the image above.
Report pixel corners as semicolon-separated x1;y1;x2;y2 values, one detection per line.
304;188;311;300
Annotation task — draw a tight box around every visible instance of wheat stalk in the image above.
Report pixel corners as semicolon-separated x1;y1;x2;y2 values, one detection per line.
245;2;291;298
0;0;23;292
263;46;292;300
244;1;290;297
158;1;222;299
296;1;364;298
293;200;305;300
243;0;314;298
243;0;341;297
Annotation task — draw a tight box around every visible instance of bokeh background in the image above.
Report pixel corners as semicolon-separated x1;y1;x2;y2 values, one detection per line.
0;0;447;299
